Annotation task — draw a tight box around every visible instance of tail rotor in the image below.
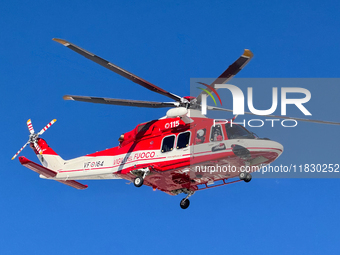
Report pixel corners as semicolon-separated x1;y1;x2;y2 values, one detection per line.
12;119;57;160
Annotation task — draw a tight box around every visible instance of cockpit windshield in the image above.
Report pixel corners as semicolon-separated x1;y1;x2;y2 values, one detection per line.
225;123;255;139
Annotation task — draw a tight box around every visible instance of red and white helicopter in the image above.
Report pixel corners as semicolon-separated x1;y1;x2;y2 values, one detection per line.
12;39;340;209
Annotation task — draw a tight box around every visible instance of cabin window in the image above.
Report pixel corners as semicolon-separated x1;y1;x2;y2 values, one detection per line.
210;125;224;142
161;135;175;153
177;131;191;149
137;124;147;132
195;129;206;144
225;123;255;139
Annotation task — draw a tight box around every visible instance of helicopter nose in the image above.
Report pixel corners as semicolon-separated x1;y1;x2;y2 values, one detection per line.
240;139;284;162
270;140;284;157
259;139;284;159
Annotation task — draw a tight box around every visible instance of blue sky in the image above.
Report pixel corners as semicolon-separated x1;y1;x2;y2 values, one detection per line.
1;0;340;254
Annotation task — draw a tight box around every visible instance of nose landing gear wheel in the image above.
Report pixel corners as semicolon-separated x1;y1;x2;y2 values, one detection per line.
180;198;190;209
134;176;143;187
244;173;252;183
239;172;247;180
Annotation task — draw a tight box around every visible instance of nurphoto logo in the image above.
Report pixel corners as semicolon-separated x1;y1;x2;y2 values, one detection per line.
200;84;312;128
200;84;311;116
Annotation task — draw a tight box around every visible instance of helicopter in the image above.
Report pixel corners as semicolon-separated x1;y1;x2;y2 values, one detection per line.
12;39;340;209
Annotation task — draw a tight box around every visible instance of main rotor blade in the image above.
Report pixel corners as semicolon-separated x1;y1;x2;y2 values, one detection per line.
207;106;340;125
53;38;182;102
12;142;29;160
64;95;179;108
38;119;57;136
196;49;253;104
27;119;34;134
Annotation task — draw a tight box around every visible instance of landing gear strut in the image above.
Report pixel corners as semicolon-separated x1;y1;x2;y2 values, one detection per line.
239;172;252;183
180;191;194;209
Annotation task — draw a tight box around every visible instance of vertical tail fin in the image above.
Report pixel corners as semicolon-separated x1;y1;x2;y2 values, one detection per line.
31;138;65;171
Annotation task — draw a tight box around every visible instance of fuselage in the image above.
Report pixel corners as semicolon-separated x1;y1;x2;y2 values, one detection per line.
38;115;283;193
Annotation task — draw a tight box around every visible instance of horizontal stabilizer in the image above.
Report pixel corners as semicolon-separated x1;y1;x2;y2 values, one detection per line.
18;156;88;190
56;180;88;190
19;156;57;177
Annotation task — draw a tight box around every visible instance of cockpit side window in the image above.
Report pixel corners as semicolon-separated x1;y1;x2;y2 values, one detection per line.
225;123;255;139
195;128;206;144
177;131;191;149
161;135;175;153
210;125;224;142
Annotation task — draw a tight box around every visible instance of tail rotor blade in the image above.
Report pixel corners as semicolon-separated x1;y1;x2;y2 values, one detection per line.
38;119;57;136
34;142;43;155
12;142;29;160
27;119;35;134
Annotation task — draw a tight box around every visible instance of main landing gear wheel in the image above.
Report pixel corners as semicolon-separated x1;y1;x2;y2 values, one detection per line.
180;191;194;209
180;198;190;209
244;173;252;183
134;176;143;187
